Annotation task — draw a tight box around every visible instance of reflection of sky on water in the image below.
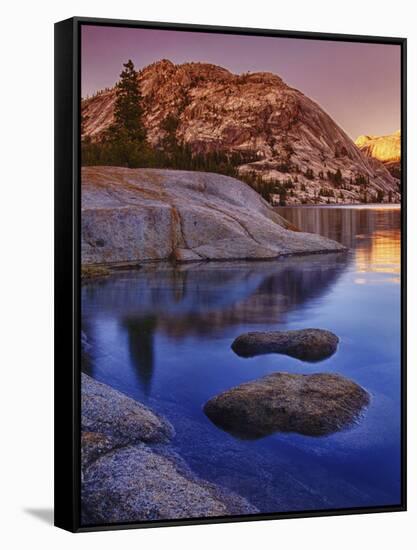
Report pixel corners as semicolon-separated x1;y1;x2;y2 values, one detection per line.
279;205;400;282
355;230;400;281
81;205;401;514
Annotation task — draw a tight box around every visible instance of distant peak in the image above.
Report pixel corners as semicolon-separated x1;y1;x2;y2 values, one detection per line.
355;130;400;145
355;131;401;164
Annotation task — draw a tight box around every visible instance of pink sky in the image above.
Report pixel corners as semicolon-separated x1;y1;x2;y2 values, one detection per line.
81;24;401;140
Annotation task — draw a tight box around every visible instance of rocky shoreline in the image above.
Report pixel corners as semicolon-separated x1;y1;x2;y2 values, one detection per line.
81;374;258;524
81;167;346;267
81;319;370;522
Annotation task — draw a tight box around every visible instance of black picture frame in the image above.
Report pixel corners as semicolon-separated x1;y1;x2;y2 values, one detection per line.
54;16;407;533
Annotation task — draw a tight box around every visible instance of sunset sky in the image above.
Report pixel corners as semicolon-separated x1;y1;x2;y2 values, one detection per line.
81;25;401;140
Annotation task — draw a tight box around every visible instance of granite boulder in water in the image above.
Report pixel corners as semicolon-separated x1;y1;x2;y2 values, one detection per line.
231;328;339;361
204;372;370;439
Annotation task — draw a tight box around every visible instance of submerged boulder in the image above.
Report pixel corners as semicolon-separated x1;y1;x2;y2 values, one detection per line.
81;373;174;444
81;265;110;281
231;328;339;361
82;167;345;265
204;372;369;439
82;443;258;524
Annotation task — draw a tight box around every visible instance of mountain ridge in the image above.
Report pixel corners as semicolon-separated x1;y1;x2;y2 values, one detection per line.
82;59;400;205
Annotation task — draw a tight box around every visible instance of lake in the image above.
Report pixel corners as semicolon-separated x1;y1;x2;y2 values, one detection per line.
81;205;402;513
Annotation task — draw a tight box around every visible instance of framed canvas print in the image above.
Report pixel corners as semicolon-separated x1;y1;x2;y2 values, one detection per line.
54;17;407;532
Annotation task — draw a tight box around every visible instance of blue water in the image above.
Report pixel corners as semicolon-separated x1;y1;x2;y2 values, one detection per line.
81;205;401;513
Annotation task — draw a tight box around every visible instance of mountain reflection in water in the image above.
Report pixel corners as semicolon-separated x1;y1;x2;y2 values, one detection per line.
278;205;400;279
82;253;348;390
81;205;401;512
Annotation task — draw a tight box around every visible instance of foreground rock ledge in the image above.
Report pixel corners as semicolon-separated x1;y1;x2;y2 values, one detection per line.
81;375;258;523
82;442;258;524
82;166;346;265
204;372;370;439
81;373;175;444
231;328;339;361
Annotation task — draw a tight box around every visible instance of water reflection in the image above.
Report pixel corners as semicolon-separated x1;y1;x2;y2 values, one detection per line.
81;206;401;397
82;252;348;344
81;205;402;510
355;231;400;278
122;316;156;395
81;322;94;377
278;205;400;280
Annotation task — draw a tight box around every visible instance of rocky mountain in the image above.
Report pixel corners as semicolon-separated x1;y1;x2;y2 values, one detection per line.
82;59;400;204
355;130;401;179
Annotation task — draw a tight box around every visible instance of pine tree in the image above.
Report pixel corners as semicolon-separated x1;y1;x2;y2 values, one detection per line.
305;168;314;180
377;189;385;203
108;59;146;143
81;111;86;137
335;168;343;186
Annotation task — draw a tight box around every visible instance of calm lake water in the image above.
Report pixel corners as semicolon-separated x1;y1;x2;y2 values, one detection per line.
81;205;402;513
